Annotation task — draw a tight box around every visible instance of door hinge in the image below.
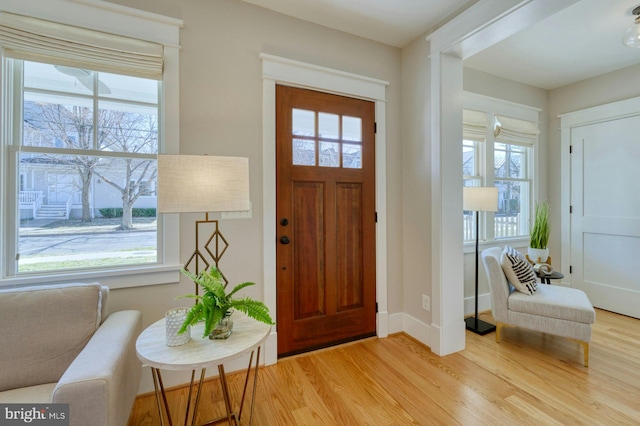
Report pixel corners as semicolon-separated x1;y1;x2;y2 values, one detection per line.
374;122;377;134
570;205;573;214
375;212;378;223
376;302;379;313
570;265;573;274
569;145;573;154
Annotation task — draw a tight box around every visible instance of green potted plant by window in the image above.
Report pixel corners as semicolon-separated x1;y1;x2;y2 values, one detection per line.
177;266;274;339
529;201;550;263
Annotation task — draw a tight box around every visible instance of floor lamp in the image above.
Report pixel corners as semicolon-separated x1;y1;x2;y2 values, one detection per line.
157;154;251;293
463;186;498;335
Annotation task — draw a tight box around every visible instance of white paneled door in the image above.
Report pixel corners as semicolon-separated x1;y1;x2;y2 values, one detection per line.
571;115;640;319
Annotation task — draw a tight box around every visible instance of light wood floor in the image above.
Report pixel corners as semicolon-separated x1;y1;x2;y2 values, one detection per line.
128;309;640;425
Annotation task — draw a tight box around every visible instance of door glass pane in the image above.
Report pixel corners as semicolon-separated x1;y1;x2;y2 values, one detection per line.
319;142;339;167
292;109;315;136
343;144;362;169
343;116;362;141
319;113;339;139
293;139;315;166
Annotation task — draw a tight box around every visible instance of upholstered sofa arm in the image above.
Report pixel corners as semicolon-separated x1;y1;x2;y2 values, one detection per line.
52;310;143;426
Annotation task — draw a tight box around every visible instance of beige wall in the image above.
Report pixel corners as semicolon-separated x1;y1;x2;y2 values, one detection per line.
107;0;403;392
400;34;432;323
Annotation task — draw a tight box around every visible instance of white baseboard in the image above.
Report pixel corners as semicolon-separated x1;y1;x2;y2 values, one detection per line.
464;291;492;316
388;312;432;348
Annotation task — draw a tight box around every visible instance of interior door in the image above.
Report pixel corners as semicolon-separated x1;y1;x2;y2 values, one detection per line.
276;85;376;356
571;115;640;319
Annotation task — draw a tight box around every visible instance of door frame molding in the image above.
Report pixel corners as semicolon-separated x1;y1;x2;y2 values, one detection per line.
260;53;389;365
559;95;640;284
427;0;579;355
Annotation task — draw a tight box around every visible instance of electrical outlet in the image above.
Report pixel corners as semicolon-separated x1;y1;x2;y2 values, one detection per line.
422;294;430;311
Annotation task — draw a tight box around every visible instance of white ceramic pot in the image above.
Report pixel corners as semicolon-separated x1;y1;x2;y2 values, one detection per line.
528;247;549;263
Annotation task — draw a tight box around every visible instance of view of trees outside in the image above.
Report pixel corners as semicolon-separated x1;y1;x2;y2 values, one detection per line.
16;60;159;273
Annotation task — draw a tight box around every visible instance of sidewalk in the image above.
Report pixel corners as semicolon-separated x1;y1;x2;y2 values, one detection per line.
20;218;157;236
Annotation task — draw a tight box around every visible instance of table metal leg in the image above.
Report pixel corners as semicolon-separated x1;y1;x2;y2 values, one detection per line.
248;347;261;425
217;365;236;425
190;369;207;426
201;348;262;426
152;368;174;426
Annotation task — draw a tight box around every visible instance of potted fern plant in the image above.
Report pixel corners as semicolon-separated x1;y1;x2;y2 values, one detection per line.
529;201;550;263
177;266;274;339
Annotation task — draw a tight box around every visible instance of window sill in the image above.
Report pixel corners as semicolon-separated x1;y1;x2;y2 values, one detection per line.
463;237;529;254
0;263;182;290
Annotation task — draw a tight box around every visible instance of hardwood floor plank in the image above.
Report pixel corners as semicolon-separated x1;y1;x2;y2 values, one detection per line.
128;309;640;425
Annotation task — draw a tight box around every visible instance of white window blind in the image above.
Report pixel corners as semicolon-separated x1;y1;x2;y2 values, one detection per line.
463;108;489;140
0;12;163;79
494;114;539;146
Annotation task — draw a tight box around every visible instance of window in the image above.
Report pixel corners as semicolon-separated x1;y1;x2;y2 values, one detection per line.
0;7;181;288
12;60;159;274
462;102;538;244
292;108;363;169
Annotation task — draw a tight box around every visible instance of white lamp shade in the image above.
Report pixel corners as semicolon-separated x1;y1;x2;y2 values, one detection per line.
157;154;250;213
463;187;498;212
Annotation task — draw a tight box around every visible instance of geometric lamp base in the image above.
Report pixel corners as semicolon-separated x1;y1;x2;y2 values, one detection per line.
464;317;496;335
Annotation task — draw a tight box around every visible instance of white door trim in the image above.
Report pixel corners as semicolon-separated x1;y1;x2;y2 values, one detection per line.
260;53;389;364
559;95;640;284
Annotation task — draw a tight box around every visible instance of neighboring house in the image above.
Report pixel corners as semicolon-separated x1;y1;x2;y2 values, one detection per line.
19;101;157;220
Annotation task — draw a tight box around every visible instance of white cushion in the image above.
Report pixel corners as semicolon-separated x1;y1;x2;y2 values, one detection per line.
500;245;538;295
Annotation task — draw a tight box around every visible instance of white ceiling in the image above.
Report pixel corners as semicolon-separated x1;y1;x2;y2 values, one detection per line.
242;0;640;90
240;0;473;48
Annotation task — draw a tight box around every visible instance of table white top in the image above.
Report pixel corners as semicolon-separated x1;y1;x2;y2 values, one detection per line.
136;313;271;371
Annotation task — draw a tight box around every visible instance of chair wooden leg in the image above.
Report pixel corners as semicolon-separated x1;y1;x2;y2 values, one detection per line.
580;341;589;367
496;322;503;343
569;339;590;367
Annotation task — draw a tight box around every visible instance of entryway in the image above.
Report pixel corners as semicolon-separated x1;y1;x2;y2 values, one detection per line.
275;85;377;356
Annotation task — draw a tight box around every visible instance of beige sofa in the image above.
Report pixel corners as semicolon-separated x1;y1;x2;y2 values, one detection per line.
0;283;142;426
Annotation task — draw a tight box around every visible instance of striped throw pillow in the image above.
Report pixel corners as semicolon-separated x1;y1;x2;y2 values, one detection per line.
500;245;538;295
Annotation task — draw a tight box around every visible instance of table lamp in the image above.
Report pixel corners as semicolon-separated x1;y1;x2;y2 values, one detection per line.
463;186;498;335
157;154;250;292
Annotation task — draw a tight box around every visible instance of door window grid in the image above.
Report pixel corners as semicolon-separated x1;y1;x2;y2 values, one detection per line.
292;108;362;169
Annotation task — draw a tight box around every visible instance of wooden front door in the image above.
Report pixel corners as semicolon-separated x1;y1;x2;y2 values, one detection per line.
276;85;376;356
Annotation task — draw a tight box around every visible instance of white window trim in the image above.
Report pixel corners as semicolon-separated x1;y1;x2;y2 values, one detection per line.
0;0;183;289
463;92;540;250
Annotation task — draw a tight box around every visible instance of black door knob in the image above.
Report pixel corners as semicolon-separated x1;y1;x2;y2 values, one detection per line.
280;236;290;245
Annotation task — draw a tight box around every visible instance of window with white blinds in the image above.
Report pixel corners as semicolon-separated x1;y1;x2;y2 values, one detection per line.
0;4;180;289
0;12;163;79
462;103;539;243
